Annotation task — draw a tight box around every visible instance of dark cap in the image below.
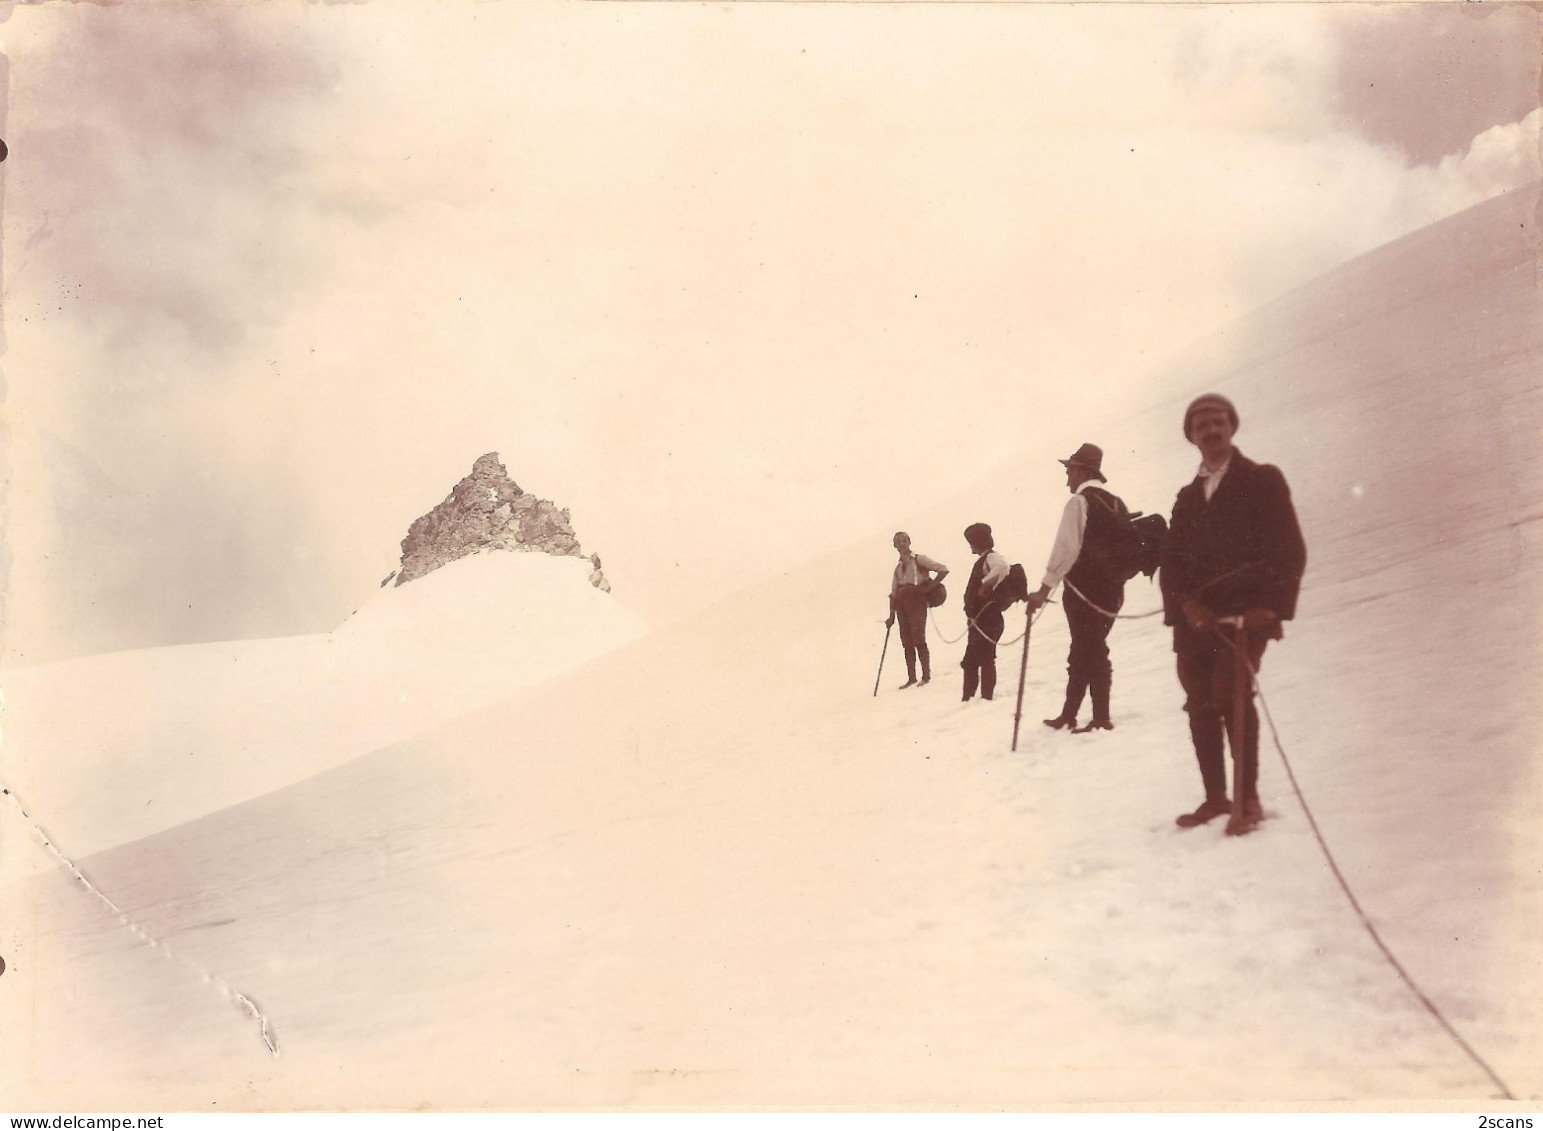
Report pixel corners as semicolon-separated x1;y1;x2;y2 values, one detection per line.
1183;393;1240;440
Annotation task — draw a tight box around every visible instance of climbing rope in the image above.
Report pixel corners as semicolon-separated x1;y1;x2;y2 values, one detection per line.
1059;559;1268;622
927;601;1050;648
1058;577;1166;620
1214;629;1517;1102
897;555;1514;1097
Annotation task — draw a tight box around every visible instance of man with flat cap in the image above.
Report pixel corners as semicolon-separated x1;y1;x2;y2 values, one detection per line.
1027;443;1132;733
1160;394;1307;836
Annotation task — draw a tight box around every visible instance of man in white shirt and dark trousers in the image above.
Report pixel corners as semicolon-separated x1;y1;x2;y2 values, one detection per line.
1027;443;1130;733
886;532;949;689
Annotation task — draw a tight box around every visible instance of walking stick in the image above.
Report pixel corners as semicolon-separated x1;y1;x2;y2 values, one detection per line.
1011;606;1033;751
873;621;893;697
1231;623;1251;825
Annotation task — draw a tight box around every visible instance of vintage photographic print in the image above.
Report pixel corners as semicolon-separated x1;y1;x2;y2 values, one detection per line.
0;0;1539;1113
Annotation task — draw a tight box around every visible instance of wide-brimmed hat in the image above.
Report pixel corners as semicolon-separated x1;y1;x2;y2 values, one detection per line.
1058;443;1106;482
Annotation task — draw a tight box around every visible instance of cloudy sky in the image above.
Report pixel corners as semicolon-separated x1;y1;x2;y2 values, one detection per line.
0;1;1538;663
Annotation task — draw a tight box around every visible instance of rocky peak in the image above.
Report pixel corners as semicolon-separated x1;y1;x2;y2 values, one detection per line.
387;453;611;592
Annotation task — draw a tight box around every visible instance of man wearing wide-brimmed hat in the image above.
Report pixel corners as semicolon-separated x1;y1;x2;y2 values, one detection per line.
1160;394;1307;837
1026;442;1132;733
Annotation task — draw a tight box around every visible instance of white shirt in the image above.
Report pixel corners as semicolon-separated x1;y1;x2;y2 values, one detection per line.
1198;455;1233;502
1040;480;1110;589
891;551;947;595
979;549;1009;591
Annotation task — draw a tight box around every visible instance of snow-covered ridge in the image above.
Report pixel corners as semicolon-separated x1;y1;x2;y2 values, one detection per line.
0;552;646;868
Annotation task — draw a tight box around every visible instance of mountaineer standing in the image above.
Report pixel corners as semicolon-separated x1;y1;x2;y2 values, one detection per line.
1160;394;1307;836
886;532;949;688
960;523;1010;702
1027;443;1134;733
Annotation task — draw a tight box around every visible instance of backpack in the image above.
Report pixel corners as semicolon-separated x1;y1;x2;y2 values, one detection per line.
1128;513;1169;580
992;563;1031;609
1086;490;1168;583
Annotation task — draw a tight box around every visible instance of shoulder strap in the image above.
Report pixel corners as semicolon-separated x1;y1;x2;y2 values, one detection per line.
1084;487;1122;517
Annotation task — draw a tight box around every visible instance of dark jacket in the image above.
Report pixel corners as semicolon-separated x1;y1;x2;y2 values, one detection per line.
1159;451;1307;651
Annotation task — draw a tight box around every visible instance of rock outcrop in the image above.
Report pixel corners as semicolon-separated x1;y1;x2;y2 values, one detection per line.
391;454;611;591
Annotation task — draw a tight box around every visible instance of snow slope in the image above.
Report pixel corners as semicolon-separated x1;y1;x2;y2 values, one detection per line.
0;552;647;866
2;187;1540;1110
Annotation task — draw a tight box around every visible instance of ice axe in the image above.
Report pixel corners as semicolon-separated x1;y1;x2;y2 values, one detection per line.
1010;605;1034;750
1213;614;1257;831
873;620;893;697
1230;620;1253;829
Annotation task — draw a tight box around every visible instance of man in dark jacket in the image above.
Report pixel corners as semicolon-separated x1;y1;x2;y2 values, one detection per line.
1159;394;1307;836
1027;443;1131;732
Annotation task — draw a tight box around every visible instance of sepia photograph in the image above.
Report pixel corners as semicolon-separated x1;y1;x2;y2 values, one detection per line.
0;0;1539;1114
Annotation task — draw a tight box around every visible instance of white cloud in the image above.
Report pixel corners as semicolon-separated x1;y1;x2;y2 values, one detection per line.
1437;107;1543;203
3;2;1537;660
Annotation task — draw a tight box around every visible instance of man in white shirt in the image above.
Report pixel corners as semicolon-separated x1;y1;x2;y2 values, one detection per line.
1026;443;1131;732
961;522;1010;701
886;532;949;688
